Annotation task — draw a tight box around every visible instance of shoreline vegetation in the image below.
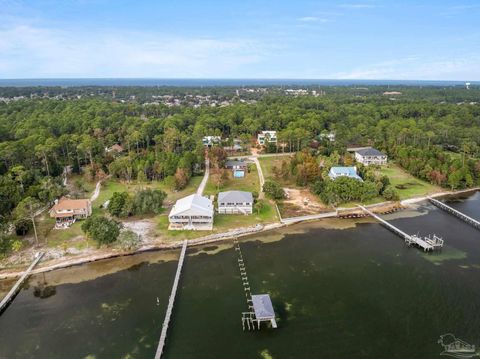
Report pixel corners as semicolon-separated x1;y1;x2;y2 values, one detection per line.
0;187;477;280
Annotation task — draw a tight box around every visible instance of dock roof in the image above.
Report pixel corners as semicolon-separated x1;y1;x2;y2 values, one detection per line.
251;294;275;320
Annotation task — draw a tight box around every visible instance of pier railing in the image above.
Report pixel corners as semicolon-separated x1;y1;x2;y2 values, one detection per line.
428;197;480;230
154;240;188;359
0;252;44;314
358;205;443;252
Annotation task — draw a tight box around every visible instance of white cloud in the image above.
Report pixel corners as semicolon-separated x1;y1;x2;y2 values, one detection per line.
0;24;268;78
333;56;480;80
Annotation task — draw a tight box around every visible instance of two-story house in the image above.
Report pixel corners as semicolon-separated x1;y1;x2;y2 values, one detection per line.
49;197;92;229
354;148;387;166
217;191;253;214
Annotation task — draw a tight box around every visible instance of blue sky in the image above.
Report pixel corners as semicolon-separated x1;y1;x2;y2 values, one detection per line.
0;0;479;80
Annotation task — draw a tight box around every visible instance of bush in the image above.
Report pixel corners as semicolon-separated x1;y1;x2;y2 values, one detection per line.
382;186;400;201
81;216;121;245
319;177;379;206
108;189;167;217
132;189;167;215
108;192;130;217
263;180;285;200
116;230;142;250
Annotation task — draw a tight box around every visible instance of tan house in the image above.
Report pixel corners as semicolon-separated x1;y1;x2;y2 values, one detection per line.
49;197;92;229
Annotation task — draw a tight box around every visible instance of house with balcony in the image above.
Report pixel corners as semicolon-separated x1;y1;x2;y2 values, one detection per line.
257;131;277;146
354;148;387;166
49;197;92;229
168;194;214;230
217;191;253;215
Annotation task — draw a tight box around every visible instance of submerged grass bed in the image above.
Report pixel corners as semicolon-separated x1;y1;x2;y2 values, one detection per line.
420;246;467;264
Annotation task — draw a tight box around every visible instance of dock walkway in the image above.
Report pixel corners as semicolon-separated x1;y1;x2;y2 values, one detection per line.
429;197;480;230
358;205;443;252
0;252;44;313
154;240;188;359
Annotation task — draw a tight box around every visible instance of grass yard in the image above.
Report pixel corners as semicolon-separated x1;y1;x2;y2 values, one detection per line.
258;154;296;187
378;164;442;200
154;175;203;203
154;199;278;243
204;165;260;197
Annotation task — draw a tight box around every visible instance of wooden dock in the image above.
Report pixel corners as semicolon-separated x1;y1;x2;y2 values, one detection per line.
429;197;480;230
154;240;188;359
234;239;277;330
358;205;443;252
0;252;44;314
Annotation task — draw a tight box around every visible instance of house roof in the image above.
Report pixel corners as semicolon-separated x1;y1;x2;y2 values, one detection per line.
251;294;275;320
50;197;91;212
169;194;213;217
218;190;253;203
355;147;385;157
329;167;362;180
225;160;247;168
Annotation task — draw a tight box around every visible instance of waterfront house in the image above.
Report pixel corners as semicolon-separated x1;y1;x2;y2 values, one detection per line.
354;148;387;166
225;159;248;178
202;136;221;148
218;191;253;214
257;131;277;146
168;194;214;230
49;197;92;228
328;167;363;181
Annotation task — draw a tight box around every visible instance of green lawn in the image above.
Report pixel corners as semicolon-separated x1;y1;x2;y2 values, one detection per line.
154;199;278;243
378;164;442;200
93;179;129;208
204;166;260;197
258;154;296;187
154;176;203;203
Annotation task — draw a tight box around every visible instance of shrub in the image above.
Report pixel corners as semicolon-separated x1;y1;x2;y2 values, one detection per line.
263;180;285;200
116;230;142;250
382;186;400;201
81;216;121;245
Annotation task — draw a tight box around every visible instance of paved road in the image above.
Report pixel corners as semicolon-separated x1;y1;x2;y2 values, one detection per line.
197;157;210;196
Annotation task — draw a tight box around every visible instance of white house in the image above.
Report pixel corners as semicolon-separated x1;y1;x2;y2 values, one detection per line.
202;136;221;147
328;167;363;181
218;191;253;215
319;132;336;142
168;194;214;230
257;131;277;146
354;148;387;166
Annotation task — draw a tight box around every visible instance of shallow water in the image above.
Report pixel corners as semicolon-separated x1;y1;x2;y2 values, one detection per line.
0;192;479;359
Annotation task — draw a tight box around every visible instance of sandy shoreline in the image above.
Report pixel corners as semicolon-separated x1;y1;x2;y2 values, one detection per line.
0;187;478;280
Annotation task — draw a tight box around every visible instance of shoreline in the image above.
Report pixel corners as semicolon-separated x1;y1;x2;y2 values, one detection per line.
0;187;478;280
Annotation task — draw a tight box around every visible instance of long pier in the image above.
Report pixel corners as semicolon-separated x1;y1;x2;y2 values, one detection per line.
429;197;480;230
358;206;443;252
0;252;44;314
154;240;188;359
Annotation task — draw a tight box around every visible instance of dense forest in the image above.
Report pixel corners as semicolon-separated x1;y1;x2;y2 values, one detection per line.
0;85;479;236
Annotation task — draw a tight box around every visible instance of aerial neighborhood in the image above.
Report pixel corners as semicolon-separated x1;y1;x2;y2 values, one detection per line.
1;84;479;285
